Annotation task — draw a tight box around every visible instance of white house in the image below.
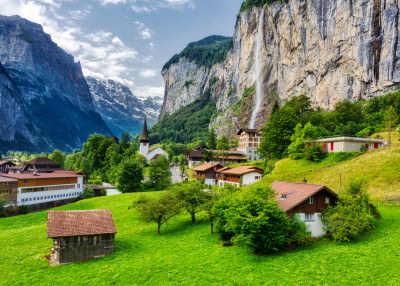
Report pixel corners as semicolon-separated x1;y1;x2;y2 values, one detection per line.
314;136;386;153
139;118;168;161
271;180;338;237
217;166;264;187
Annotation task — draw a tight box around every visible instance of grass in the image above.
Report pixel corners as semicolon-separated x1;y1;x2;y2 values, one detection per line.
249;132;400;201
1;194;400;285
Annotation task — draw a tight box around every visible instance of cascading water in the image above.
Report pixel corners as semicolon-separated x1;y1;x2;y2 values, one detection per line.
249;9;264;129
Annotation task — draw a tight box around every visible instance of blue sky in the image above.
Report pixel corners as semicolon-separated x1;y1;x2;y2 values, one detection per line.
1;0;243;99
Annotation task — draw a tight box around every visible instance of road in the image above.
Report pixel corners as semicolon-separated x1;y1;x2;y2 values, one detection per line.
171;166;186;183
102;182;121;196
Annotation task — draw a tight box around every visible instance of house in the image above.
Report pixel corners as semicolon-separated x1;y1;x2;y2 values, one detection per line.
314;136;386;153
184;148;206;168
218;166;264;187
192;163;224;185
271;180;338;237
0;161;15;174
47;210;117;265
237;129;263;161
0;172;84;210
0;177;18;206
3;156;19;163
139;118;168;161
8;157;61;174
184;148;247;168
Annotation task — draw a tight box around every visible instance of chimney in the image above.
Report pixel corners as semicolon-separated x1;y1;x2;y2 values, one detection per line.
302;178;307;184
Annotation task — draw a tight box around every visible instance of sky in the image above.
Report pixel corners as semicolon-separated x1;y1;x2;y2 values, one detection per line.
1;0;244;99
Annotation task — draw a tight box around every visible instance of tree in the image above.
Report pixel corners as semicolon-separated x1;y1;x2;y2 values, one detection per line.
49;149;66;169
0;194;8;217
170;181;211;223
259;106;299;159
203;150;214;162
384;106;398;151
120;132;131;150
287;122;321;159
132;192;182;234
179;156;188;180
216;135;230;150
149;155;172;190
207;128;217;149
284;94;312;116
117;158;144;193
323;178;381;242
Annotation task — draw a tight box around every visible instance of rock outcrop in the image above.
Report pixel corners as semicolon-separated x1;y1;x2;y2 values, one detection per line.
160;0;400;138
0;15;112;152
87;76;162;136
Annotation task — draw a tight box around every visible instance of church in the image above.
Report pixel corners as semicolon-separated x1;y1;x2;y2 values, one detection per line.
139;118;169;161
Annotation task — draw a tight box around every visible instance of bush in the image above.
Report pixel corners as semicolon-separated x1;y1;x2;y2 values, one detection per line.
94;179;102;185
323;152;361;165
100;189;107;197
18;205;31;215
304;142;326;162
360;144;367;153
79;188;94;199
289;152;304;160
288;215;311;245
87;179;94;184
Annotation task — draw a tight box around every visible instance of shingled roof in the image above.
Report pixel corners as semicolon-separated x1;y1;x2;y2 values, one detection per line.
271;181;337;212
192;163;224;172
221;166;264;176
140;117;150;142
47;210;117;238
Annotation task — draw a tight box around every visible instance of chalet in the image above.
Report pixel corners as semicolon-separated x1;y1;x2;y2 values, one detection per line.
0;172;84;210
0;177;18;206
184;148;247;168
192;163;224;185
184;149;205;168
3;156;19;163
47;210;117;265
237;129;262;161
314;136;386;153
139;118;168;161
8;157;61;174
271;180;337;237
218;166;264;187
0;160;15;174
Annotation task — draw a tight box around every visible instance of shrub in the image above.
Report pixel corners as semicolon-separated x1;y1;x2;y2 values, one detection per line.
100;189;107;197
18;205;31;215
288;215;311;245
87;179;94;184
304;142;326;162
289;152;304;160
79;188;94;199
94;179;102;185
360;144;367;153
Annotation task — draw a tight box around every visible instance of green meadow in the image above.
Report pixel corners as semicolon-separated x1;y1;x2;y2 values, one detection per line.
1;193;400;285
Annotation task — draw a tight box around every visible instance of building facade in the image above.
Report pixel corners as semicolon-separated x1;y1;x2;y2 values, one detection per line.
314;137;386;153
47;210;117;265
0;177;18;206
237;129;262;161
0;161;15;174
192;163;224;185
139;118;168;161
217;166;264;187
271;180;338;237
0;173;84;208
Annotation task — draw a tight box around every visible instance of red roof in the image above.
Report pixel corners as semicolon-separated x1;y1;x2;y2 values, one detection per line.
192;163;224;172
221;166;264;176
271;181;337;212
47;210;117;238
0;173;83;179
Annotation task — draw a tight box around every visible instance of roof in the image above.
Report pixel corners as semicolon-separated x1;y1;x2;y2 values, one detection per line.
47;210;117;238
0;161;14;166
53;170;86;176
0;172;83;179
237;129;261;135
216;167;231;172
192;163;224;172
0;177;18;182
271;181;337;212
314;136;385;143
184;149;204;158
140;117;150;142
27;157;60;165
221;166;264;176
150;154;161;161
8;162;24;170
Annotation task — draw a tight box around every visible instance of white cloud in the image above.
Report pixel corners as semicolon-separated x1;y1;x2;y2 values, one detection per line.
133;85;164;99
131;4;151;13
135;21;153;40
139;69;157;78
99;0;127;5
129;0;194;12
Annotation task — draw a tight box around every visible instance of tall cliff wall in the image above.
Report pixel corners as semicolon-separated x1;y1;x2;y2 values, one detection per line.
160;0;400;138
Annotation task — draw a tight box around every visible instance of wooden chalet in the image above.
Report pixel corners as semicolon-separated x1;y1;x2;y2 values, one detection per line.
218;166;264;187
8;157;61;174
271;180;338;237
192;163;224;185
0;176;18;206
0;160;15;174
47;210;117;265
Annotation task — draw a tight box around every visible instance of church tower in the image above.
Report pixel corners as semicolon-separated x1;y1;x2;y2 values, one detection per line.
139;117;150;159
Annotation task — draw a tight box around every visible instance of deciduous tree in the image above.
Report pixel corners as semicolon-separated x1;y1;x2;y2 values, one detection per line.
117;159;144;193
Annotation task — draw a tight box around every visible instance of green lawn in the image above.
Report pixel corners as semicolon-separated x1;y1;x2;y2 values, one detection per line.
1;194;400;285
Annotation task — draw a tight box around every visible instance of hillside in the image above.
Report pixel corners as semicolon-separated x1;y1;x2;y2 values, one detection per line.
1;193;400;285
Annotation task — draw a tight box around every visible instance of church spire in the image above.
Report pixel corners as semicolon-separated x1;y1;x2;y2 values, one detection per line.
140;117;150;143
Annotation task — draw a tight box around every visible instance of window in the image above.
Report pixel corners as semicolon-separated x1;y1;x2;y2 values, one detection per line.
305;214;314;221
255;176;261;180
308;196;314;204
325;197;329;204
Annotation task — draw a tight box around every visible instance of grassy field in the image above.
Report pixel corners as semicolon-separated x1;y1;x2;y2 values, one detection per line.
1;193;400;285
248;132;400;201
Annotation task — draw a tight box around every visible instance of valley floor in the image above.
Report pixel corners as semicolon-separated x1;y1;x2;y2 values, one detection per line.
0;193;399;285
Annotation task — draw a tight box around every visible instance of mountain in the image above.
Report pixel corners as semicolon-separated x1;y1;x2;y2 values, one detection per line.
158;0;400;139
87;76;162;137
0;15;112;153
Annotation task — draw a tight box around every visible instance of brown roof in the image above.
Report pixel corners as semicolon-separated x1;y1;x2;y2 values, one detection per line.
53;170;86;176
192;163;224;172
184;149;204;158
0;177;18;182
216;167;231;172
0;173;83;179
0;161;14;166
140;117;150;142
271;181;337;212
27;157;60;165
8;162;24;169
237;129;261;135
47;210;117;238
221;166;264;176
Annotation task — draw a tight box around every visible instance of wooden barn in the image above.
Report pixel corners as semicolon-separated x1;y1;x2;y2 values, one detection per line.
47;210;117;265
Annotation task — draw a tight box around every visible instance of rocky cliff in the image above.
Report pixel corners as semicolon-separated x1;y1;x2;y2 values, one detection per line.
0;15;112;152
87;76;162;136
160;0;400;138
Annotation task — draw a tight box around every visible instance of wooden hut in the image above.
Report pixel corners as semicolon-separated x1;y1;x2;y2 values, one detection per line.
47;210;117;265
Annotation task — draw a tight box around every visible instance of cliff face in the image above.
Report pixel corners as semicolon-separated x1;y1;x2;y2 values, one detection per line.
160;0;400;137
0;15;112;152
87;76;162;136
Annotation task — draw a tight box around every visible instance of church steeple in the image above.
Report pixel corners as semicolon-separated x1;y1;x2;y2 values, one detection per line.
140;117;150;143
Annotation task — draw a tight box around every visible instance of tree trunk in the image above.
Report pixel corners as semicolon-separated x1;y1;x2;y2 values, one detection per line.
191;212;196;223
210;221;213;234
157;223;161;234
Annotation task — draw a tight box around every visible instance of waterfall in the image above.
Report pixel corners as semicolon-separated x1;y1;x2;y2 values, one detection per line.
249;9;264;129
